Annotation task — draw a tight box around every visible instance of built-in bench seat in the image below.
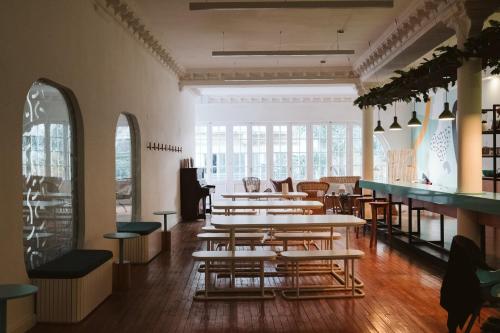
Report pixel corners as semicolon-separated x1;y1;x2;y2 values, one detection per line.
28;249;113;323
192;250;277;300
280;249;365;299
117;222;162;263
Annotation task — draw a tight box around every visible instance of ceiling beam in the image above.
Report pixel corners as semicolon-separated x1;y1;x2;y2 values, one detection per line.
190;1;394;10
212;50;355;57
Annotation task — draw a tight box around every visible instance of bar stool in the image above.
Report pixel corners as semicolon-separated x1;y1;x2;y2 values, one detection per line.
411;206;426;236
355;197;373;238
368;201;391;248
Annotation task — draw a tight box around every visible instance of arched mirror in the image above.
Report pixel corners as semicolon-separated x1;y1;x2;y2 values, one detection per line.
115;113;140;222
22;80;79;270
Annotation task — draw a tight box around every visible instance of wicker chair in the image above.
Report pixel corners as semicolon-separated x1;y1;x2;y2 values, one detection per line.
296;181;329;214
270;177;294;192
242;177;260;192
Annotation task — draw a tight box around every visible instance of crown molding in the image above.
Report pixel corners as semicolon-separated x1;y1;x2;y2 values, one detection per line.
353;0;460;81
180;67;360;88
95;0;184;77
198;95;356;104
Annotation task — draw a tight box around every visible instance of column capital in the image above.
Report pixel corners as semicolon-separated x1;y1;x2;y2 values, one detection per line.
443;0;498;47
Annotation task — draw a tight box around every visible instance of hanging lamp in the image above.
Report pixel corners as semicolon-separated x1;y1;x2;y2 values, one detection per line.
374;109;385;133
438;90;455;121
389;104;402;131
407;100;422;127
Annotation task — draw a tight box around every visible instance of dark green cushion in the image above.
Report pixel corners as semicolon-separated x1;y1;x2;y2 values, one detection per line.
28;249;113;279
116;222;161;235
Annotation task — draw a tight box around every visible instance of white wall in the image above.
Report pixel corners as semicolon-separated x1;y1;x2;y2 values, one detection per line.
0;1;195;331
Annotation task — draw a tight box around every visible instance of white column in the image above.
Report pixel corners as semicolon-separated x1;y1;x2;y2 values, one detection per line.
362;107;374;180
454;12;483;245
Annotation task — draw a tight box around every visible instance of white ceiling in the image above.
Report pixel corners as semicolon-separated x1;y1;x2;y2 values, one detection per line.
197;84;358;96
130;0;413;70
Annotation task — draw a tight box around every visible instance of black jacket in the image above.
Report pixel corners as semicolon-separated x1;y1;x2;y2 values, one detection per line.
440;235;489;332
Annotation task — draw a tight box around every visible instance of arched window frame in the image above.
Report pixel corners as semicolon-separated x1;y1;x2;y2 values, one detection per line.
22;78;84;270
115;113;141;222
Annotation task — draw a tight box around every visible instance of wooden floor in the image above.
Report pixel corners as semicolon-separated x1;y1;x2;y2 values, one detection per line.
30;219;495;333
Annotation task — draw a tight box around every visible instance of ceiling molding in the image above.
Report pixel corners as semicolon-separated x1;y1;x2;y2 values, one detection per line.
353;0;459;81
198;95;356;104
180;67;360;88
95;0;184;77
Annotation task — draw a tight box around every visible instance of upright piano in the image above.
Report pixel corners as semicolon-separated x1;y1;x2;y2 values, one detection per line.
180;168;215;221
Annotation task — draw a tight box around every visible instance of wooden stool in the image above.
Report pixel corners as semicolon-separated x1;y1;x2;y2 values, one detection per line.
355;197;373;238
368;201;391;248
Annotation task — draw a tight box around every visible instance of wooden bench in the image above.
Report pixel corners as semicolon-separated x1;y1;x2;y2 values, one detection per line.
117;222;162;263
192;250;277;300
28;250;113;323
280;249;365;299
274;231;341;250
211;209;258;215
197;232;265;250
267;209;305;215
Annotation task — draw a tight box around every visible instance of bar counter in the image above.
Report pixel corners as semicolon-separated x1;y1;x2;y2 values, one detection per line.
359;180;500;217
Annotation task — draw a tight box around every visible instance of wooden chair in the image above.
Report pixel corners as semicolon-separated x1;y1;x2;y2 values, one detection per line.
270;177;294;192
242;177;260;192
368;201;391;248
296;181;329;214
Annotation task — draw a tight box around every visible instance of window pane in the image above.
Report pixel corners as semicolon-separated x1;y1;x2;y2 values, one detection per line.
312;124;328;179
195;125;208;168
374;136;388;182
211;126;227;181
233;126;248;180
332;124;347;176
272;125;287;179
115;114;133;222
252;126;267;180
22;81;76;270
352;124;362;176
291;125;307;180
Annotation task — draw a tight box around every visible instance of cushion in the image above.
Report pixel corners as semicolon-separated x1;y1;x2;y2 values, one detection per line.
28;249;113;279
116;222;162;235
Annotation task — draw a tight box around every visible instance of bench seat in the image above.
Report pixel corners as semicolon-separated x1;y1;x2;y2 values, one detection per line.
281;249;364;260
117;222;162;263
201;225;263;233
193;250;277;300
193;250;276;261
274;232;341;241
117;221;161;235
280;249;365;300
29;249;113;323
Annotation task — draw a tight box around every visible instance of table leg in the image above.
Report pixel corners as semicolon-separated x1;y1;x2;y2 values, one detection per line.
0;299;6;333
230;228;235;252
163;215;168;232
260;260;264;297
119;239;124;265
346;227;350;249
205;259;209;297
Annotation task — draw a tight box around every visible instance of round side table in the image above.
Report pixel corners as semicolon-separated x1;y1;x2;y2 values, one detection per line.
153;211;176;252
0;284;38;333
104;232;140;291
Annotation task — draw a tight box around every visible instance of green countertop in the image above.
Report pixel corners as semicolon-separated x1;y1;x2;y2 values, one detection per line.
359;180;500;216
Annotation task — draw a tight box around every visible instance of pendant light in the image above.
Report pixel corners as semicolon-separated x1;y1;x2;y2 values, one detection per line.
438;90;455;121
374;109;385;133
389;103;402;131
407;100;422;127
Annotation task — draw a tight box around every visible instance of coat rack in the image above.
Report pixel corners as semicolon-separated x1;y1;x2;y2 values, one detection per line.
146;142;183;153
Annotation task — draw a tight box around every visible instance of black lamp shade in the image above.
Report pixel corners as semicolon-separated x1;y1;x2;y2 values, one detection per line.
408;111;422;127
389;116;402;131
438;102;455;120
374;120;385;133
